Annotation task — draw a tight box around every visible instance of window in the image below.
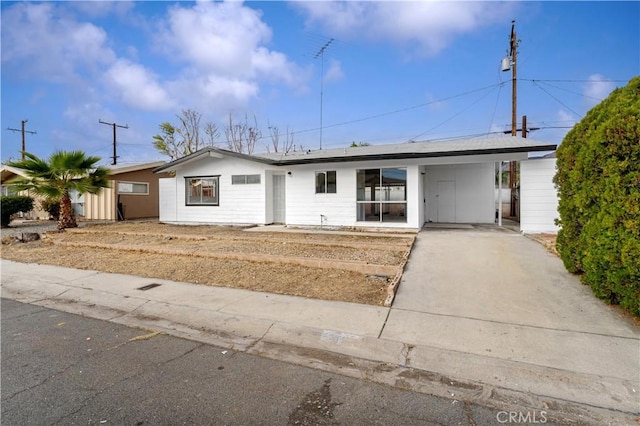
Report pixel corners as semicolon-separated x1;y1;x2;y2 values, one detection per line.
231;174;261;185
118;181;149;195
1;185;18;196
356;168;407;222
186;176;219;206
315;171;337;194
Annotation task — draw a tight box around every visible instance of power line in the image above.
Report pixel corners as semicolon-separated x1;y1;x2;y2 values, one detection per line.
531;81;582;118
275;82;507;142
408;84;502;141
487;83;505;135
521;78;628;83
531;80;606;102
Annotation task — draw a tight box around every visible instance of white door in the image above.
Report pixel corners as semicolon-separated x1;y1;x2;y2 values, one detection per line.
437;180;455;222
272;174;286;224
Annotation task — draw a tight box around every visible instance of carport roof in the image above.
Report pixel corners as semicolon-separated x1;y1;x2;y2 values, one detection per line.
154;136;556;172
262;136;556;165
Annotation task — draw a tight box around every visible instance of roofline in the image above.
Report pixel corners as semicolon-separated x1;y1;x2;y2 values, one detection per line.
153;147;275;173
153;142;558;171
109;161;166;175
268;144;558;166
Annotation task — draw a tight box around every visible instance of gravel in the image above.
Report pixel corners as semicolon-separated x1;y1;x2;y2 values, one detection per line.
0;220;112;238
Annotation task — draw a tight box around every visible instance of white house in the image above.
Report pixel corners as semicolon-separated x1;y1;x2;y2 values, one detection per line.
154;137;557;231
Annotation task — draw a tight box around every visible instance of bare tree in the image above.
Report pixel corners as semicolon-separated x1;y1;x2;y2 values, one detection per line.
224;114;261;155
176;109;201;152
266;123;295;154
152;109;220;160
204;122;220;146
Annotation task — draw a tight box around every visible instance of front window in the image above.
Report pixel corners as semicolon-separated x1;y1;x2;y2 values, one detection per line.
356;168;407;222
232;174;261;185
1;185;18;196
186;176;219;206
118;181;149;195
315;171;337;194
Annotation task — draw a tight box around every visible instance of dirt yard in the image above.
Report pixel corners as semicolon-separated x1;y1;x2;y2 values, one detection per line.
1;221;415;306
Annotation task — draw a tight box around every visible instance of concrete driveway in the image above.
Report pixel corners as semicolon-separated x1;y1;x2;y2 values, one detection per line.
382;225;639;413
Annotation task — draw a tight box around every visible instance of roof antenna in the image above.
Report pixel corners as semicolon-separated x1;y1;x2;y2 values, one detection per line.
313;37;334;150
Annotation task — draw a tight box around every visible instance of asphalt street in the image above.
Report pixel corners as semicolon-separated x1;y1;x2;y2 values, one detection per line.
1;298;560;426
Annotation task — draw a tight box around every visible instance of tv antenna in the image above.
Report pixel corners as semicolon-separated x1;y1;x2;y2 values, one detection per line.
313;38;334;150
7;119;37;160
99;119;129;165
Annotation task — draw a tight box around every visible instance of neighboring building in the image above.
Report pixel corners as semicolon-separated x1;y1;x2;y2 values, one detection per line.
1;162;168;221
154;137;559;231
0;165;48;219
80;162;169;220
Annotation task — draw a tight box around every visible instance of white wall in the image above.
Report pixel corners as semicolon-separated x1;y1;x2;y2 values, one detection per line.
284;162;422;229
424;163;494;223
159;178;177;222
159;156;270;225
520;158;559;233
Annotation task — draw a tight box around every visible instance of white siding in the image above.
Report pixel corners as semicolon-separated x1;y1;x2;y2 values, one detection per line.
159;178;177;222
520;158;559;233
424;163;494;223
284;162;422;229
160;156;270;225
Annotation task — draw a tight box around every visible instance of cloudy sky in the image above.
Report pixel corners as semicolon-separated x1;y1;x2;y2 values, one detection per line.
1;1;638;165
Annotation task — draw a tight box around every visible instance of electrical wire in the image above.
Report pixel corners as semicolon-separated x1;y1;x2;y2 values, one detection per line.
531;81;582;118
486;82;504;135
521;78;628;83
531;80;608;102
261;82;507;141
407;83;504;141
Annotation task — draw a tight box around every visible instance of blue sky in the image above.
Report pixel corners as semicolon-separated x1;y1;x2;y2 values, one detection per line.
2;1;638;165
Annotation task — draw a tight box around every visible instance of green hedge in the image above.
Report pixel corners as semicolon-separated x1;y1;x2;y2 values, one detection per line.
40;198;61;221
554;76;640;316
0;195;34;227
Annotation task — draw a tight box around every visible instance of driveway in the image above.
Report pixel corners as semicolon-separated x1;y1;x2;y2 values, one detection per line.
382;225;639;405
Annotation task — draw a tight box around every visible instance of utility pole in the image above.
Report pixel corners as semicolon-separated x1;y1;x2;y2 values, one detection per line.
502;20;520;218
7;119;37;160
99;119;128;165
313;38;334;150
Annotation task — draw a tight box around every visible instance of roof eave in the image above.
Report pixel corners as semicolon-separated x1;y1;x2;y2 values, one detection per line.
272;144;558;165
153;147;276;173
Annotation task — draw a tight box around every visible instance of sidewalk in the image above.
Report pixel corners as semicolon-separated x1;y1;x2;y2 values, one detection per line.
1;258;638;425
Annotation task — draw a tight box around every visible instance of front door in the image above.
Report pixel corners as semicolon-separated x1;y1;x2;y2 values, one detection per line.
437;180;455;222
272;174;286;224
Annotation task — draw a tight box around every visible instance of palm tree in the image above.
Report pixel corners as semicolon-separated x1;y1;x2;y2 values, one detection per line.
6;151;110;230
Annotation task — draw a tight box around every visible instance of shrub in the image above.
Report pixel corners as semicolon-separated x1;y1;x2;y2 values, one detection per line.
0;195;34;227
40;198;61;221
554;76;640;316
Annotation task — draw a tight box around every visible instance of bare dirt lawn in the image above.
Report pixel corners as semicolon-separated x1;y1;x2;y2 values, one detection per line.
1;221;415;306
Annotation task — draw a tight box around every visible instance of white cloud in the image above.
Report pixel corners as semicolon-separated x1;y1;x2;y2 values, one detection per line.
1;2;116;81
105;59;174;111
1;0;309;139
324;59;344;83
295;1;515;56
583;74;615;107
70;1;135;18
158;1;308;107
